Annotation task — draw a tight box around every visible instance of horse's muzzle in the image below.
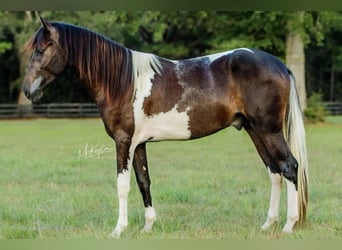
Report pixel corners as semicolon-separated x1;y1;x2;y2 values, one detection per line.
23;84;32;99
22;76;45;103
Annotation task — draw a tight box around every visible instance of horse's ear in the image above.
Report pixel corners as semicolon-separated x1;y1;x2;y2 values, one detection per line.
39;15;52;32
39;15;59;42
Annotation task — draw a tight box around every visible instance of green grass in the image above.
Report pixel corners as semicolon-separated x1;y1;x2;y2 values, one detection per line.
0;117;341;239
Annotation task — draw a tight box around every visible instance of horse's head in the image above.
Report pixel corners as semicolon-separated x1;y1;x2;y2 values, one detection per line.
23;16;67;103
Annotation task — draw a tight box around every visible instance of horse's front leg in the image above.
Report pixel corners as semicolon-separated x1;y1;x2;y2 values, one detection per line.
132;143;156;233
111;135;134;238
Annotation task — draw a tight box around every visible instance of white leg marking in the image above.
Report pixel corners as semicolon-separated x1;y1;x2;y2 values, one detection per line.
142;206;156;233
262;168;282;230
283;179;298;233
111;169;132;238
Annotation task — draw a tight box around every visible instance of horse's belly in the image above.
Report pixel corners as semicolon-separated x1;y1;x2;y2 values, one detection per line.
186;102;234;138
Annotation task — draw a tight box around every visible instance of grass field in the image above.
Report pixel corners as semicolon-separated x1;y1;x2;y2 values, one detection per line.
0;117;341;239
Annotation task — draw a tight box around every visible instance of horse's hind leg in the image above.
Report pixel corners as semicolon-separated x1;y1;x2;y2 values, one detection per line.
283;179;298;233
244;127;282;230
261;133;299;233
262;169;282;229
132;143;156;233
246;125;299;232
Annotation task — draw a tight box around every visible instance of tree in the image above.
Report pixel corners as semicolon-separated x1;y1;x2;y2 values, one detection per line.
0;42;12;54
207;11;342;110
305;12;342;102
0;11;341;105
286;12;307;110
0;14;20;103
0;12;11;54
204;11;309;110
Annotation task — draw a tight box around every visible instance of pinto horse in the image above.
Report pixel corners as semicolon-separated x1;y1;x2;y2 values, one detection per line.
23;17;308;237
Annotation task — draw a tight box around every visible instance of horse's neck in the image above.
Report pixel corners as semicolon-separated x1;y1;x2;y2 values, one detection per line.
68;40;133;106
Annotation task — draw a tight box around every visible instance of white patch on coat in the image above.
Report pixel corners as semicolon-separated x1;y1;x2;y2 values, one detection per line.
207;48;254;62
136;106;191;142
132;50;161;94
131;51;191;145
171;48;254;66
131;50;160;108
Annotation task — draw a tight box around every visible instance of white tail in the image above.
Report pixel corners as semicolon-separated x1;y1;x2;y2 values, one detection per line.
285;72;309;225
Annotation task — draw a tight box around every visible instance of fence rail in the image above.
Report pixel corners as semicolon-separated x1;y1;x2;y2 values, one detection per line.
0;102;341;119
325;102;342;116
0;103;99;118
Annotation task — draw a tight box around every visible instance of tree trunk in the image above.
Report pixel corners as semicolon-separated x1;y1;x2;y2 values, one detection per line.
18;12;33;106
286;12;307;111
25;11;33;22
329;57;335;102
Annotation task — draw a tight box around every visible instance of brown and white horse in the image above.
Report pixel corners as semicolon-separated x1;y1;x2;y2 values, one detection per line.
23;17;308;237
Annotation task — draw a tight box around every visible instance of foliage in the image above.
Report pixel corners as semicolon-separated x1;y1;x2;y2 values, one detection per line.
306;12;342;101
0;22;20;103
0;42;12;54
209;12;288;57
304;92;328;123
